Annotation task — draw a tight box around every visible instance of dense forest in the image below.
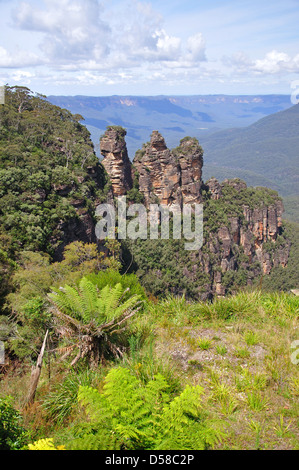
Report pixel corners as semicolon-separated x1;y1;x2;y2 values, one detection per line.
0;87;298;451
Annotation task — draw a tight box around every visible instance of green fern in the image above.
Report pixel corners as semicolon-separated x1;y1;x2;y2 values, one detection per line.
156;385;224;450
48;278;143;366
78;276;98;323
68;366;225;450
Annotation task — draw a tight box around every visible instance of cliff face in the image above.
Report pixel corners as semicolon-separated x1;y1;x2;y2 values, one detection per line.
97;127;290;299
240;200;287;275
203;179;289;296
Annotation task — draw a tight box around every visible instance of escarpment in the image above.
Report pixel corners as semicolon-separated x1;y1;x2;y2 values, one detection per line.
99;126;290;299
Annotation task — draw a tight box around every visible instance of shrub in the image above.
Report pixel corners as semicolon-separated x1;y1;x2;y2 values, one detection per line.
0;396;28;450
28;438;65;450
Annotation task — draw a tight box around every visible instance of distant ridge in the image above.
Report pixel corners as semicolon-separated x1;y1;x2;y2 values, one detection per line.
201;104;299;198
47;94;292;158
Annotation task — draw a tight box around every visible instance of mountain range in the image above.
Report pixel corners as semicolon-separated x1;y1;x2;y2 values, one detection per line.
47;94;292;156
201;104;299;193
47;94;298;222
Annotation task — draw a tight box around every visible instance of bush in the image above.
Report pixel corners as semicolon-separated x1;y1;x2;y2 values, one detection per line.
0;396;28;450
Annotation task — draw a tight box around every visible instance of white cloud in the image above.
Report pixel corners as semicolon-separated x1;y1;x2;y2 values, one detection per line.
186;33;206;62
12;0;111;62
222;52;253;70
11;70;35;84
223;50;299;75
9;0;206;71
154;30;182;60
253;50;299;74
0;46;43;68
110;1;182;63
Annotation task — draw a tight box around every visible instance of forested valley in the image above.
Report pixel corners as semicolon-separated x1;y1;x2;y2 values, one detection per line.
0;87;298;451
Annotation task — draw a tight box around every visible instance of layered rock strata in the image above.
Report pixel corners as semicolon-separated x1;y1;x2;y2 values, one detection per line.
97;127;290;298
100;126;133;196
133;131;203;207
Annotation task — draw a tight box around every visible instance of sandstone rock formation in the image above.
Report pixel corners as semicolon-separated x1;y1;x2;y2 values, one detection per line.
173;136;204;205
205;177;222;200
133;131;182;207
96;126;290;298
133;132;203;207
100;126;133;196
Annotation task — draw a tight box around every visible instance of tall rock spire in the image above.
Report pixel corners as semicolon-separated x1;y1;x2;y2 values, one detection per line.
100;126;133;196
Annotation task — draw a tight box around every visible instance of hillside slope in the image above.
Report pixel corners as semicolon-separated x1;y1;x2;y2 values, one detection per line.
0;86;108;260
201;104;299;199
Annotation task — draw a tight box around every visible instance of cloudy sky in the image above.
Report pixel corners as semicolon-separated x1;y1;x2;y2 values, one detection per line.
0;0;299;96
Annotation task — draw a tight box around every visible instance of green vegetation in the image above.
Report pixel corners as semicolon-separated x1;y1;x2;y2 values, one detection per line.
0;86;108;258
0;86;298;451
201;104;299;201
0;396;28;450
283;195;299;224
1;286;298;450
173;136;204;157
261;221;299;292
126;168;144;203
69;367;223;450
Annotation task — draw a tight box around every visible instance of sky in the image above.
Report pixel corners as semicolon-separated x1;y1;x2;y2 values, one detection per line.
0;0;299;96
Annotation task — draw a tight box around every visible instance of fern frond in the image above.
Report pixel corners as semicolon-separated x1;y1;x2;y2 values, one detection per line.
78;277;98;323
113;294;142;319
74;366;225;451
48;286;83;320
97;283;124;321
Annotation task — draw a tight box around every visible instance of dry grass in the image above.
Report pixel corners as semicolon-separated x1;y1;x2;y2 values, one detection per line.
1;290;298;450
149;291;299;450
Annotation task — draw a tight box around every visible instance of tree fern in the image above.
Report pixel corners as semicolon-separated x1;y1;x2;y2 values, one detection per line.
48;277;143;366
77;276;98;323
96;283;124;322
48;285;83;321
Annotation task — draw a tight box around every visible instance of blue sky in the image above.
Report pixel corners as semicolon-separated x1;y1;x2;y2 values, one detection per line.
0;0;299;96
